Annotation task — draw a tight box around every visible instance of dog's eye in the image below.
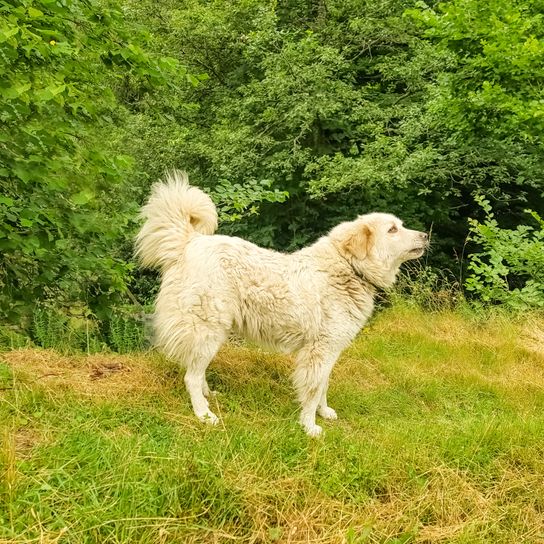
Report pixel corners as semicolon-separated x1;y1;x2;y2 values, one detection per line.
388;225;398;234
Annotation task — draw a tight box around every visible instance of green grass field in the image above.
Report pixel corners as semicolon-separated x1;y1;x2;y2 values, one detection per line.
1;305;544;543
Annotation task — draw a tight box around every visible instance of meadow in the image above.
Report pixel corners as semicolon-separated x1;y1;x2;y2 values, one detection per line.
1;305;543;543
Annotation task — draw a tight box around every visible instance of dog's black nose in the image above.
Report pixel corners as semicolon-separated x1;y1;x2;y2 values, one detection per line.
421;232;429;240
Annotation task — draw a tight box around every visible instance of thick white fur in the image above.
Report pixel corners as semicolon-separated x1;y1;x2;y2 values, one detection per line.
136;171;428;436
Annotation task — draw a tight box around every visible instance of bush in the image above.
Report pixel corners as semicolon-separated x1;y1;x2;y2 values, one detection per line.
107;307;151;354
0;0;180;326
32;304;104;353
465;197;544;309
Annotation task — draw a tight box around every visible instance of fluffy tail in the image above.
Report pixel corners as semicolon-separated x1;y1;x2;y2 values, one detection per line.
135;171;218;271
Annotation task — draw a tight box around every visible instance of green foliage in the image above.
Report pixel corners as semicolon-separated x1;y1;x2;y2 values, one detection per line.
119;0;291;222
32;304;104;353
0;0;180;324
123;0;435;249
0;326;29;351
388;264;463;311
31;304;151;353
465;197;544;309
107;307;149;353
408;0;544;142
2;0;543;325
123;0;543;265
32;306;66;350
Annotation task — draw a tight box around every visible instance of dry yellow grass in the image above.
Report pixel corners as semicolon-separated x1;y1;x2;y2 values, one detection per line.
1;350;165;399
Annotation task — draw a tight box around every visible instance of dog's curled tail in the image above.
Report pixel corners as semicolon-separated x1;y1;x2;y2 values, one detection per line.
135;170;218;271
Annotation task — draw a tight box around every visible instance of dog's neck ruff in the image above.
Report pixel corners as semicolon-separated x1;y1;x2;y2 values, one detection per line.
339;253;382;291
355;265;382;292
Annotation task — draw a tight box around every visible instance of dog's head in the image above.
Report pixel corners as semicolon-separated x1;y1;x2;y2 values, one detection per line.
329;213;429;288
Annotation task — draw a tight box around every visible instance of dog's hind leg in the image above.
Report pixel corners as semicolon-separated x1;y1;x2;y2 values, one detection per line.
159;319;226;426
185;366;217;424
182;329;226;425
293;345;340;437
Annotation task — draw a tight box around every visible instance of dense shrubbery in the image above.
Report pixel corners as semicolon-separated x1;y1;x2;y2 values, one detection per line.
123;0;543;258
0;0;183;324
466;198;544;309
1;0;543;339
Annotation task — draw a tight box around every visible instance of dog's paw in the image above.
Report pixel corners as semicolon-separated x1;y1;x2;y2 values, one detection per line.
318;406;338;420
197;411;219;425
304;424;323;437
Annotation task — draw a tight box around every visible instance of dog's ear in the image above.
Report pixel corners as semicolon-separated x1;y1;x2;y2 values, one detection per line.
342;223;373;260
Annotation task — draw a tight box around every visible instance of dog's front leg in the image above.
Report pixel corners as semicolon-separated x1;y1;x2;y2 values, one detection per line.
293;347;339;437
185;368;218;425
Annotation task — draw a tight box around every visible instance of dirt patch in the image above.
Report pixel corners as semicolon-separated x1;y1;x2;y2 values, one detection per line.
1;349;168;399
89;361;130;380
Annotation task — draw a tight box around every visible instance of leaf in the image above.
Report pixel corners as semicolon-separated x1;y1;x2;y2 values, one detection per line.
35;84;66;102
13;165;33;183
28;7;44;18
187;74;200;86
0;196;14;207
1;82;32;99
0;26;19;44
71;190;95;206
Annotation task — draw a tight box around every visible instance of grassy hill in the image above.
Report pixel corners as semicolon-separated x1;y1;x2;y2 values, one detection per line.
1;305;543;543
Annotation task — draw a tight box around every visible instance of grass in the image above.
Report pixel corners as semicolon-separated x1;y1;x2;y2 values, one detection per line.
1;304;544;543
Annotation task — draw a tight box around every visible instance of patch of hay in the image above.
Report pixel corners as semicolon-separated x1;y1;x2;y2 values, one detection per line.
1;349;166;399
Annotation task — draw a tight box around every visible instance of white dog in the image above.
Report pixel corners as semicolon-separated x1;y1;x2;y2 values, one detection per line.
136;171;428;436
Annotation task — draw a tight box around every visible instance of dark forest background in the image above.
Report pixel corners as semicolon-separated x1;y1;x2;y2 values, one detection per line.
1;0;543;341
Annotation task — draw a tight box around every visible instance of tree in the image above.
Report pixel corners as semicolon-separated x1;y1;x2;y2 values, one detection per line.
122;0;544;269
0;0;179;323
